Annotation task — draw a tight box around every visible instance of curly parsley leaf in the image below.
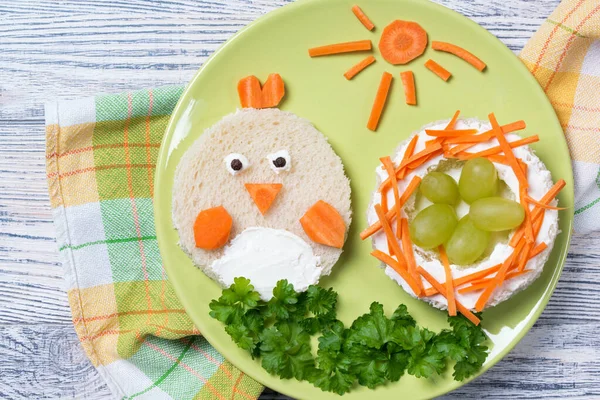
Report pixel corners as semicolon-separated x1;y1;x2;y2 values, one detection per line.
306;285;338;316
346;302;396;349
209;277;261;324
266;280;301;320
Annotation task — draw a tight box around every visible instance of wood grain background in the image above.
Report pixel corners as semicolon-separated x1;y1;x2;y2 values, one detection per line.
1;0;599;398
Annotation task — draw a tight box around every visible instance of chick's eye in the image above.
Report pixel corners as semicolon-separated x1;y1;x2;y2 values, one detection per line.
224;153;250;176
267;150;291;174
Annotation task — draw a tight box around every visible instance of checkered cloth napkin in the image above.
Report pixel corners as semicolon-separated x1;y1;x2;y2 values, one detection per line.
44;1;600;399
520;0;600;233
45;87;263;399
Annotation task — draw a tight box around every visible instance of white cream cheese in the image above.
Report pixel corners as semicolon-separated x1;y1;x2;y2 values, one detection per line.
210;227;322;300
367;118;560;311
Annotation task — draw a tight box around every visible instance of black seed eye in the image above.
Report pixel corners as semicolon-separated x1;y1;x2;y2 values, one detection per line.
231;159;243;171
273;157;286;168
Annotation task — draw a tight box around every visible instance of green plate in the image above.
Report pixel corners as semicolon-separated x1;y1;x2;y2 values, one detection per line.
154;0;574;398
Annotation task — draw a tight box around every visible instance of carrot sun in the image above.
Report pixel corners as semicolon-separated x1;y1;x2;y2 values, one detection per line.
308;4;487;131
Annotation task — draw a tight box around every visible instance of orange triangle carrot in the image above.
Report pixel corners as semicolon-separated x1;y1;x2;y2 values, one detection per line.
439;246;456;316
245;183;282;215
367;72;394;131
344;55;376;80
351;5;375;31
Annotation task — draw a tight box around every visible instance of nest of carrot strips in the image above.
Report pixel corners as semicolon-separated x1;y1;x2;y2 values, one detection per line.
362;111;565;324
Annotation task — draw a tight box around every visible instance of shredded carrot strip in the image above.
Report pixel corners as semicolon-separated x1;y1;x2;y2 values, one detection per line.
456;135;539;160
374;203;408;273
309;40;372;57
525;196;566;210
398;135;419;180
489;113;528;189
425;59;452;81
445;110;461;129
423;264;503;296
380;157;402;241
401;219;423;294
520;186;534;243
367;72;393;131
378;144;439;192
444;120;527;145
351;5;375;30
459;270;531;294
361;176;422;240
372;251;423;296
517;242;533;272
417;267;480;325
529;242;548;258
344;55;376;80
426;129;478;138
400;71;417;105
439;246;456;316
432;41;487;71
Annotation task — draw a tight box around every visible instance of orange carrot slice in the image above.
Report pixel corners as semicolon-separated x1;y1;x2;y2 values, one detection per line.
401;219;422;293
367;72;394;131
380;157;402;239
361;176;422;240
237;76;262;108
194;206;233;250
300;200;346;248
432;41;487;72
309;40;372;57
379;20;428;65
351;5;375;31
372;250;422;296
456;135;540;160
245;183;282;215
439;246;456;316
261;73;285;108
344;55;376;80
418;267;480;325
400;71;417;105
425;59;451;81
425;129;478;137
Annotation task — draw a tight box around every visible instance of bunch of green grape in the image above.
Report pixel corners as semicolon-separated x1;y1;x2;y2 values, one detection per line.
410;158;525;265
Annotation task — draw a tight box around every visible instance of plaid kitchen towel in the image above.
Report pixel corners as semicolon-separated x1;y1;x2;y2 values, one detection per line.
520;0;600;233
45;87;263;400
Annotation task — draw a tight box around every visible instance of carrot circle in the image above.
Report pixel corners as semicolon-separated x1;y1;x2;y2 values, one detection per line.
379;20;428;65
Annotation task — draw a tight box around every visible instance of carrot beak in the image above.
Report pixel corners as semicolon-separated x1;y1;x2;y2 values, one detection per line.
245;183;283;215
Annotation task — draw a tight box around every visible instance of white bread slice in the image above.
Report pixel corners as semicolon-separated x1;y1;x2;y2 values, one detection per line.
172;108;352;284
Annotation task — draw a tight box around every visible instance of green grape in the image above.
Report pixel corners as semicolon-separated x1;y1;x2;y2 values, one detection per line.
459;158;498;204
419;172;459;205
409;204;458;249
469;197;525;232
445;215;490;265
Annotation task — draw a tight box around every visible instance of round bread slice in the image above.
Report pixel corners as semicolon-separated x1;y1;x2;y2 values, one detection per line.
173;108;352;291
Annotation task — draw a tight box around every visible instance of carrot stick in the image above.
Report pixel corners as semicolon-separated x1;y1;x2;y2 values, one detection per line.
362;176;421;240
530;242;548;258
309;40;372;57
380;157;402;240
344;55;376;80
401;219;422;293
351;5;375;31
520;186;534;243
486;154;510;165
432;41;487;72
405;145;443;170
445;110;461;129
425;129;478;138
531;180;566;221
372;250;423;296
444;120;526;145
489;113;528;188
237;76;263;108
439;246;456;316
400;71;417;105
456;135;539;160
525;196;566;210
425;59;452;81
423;263;503;296
459;270;531;294
367;72;393;131
378;143;442;191
398;135;419;180
517;242;533;272
417;267;480;325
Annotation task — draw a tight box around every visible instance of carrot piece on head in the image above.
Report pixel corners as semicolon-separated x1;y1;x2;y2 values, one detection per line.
245;183;282;215
309;40;372;57
367;72;394;131
352;5;375;30
237;76;263;108
425;59;452;81
379;20;428;65
344;56;376;80
193;206;233;250
300;200;346;249
432;41;487;71
261;73;285;108
400;71;417;105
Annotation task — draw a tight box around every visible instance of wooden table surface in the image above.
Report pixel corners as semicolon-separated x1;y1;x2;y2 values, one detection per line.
2;0;599;398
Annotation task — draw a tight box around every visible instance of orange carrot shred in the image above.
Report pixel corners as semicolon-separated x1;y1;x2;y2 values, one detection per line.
344;55;376;80
445;110;461;129
309;40;372;57
489;113;528;189
525;196;566;210
459;270;531;294
423;263;503;296
432;41;487;71
425;59;452;81
367;72;394;131
374;203;412;284
439;246;456;316
401;219;423;293
380;157;402;240
418;267;480;325
237;76;263;108
379;20;428;65
400;71;417;105
372;250;422;296
529;242;548;258
398;135;419;180
351;5;375;31
444;120;526;145
456;135;539;160
361;176;422;240
379;144;440;191
517;242;533;272
425;129;478;137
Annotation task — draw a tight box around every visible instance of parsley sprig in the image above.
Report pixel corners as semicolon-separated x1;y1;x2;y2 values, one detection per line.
210;278;488;395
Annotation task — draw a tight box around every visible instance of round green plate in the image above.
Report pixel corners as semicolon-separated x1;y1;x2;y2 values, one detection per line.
154;0;574;398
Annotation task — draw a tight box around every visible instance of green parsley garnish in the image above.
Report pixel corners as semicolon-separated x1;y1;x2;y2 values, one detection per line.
209;278;488;395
